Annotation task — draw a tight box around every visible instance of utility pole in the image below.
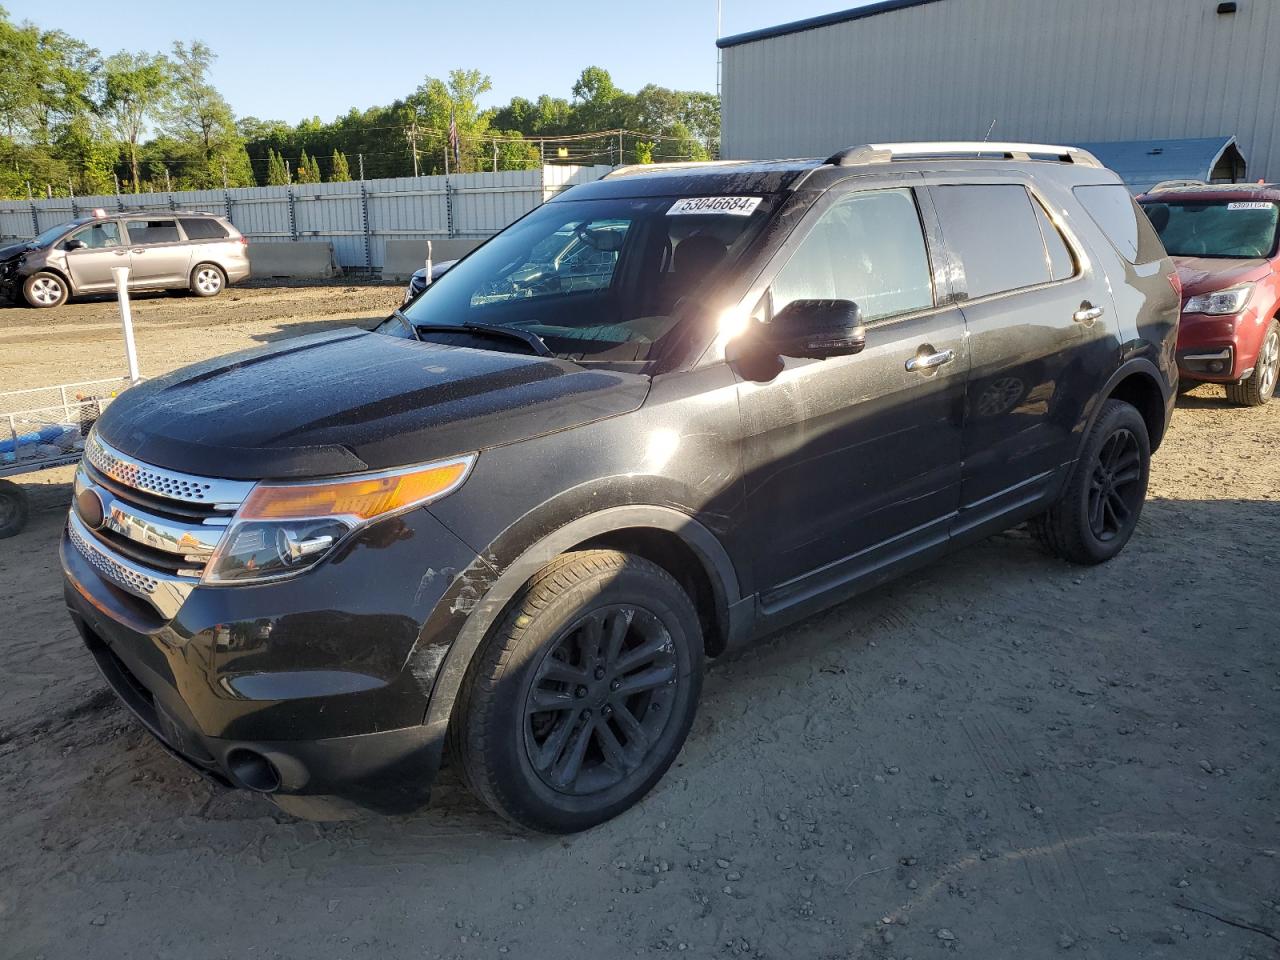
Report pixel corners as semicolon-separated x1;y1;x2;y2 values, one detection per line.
285;159;292;182
716;0;723;100
221;159;228;189
113;171;120;195
164;168;171;192
358;153;365;180
444;133;450;177
618;130;624;166
407;119;420;177
26;181;33;200
46;184;52;199
493;139;499;173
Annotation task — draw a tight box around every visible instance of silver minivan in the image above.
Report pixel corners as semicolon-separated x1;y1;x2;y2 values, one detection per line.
0;211;250;308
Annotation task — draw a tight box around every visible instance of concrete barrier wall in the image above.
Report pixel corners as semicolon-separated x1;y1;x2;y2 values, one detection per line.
248;241;339;279
382;239;483;280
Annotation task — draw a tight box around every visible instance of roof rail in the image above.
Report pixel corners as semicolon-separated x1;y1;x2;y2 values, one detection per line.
826;141;1104;169
603;160;744;179
1147;179;1207;192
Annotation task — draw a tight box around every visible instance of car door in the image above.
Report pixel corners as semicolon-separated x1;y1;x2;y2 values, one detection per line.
734;183;969;614
924;178;1120;532
62;221;128;292
122;218;191;287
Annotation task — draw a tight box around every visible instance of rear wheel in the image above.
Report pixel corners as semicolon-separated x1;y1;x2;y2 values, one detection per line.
0;479;30;538
189;263;226;297
451;550;703;833
1225;320;1280;407
1033;399;1151;565
22;272;68;308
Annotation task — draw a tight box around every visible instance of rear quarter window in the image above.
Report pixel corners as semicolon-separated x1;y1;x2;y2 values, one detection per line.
179;218;229;240
1073;185;1165;264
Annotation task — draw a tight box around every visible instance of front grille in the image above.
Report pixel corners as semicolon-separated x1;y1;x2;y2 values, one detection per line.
68;515;161;597
69;434;255;616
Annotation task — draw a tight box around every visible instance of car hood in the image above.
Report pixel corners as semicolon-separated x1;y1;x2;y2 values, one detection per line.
1173;256;1272;297
94;328;650;480
0;241;31;263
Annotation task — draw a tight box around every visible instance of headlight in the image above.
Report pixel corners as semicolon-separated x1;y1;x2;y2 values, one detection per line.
202;454;475;584
1184;285;1253;315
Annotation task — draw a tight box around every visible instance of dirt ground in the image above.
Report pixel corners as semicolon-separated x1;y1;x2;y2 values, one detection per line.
0;285;1277;960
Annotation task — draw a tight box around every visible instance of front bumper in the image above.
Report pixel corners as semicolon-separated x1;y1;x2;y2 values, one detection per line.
60;504;487;815
1176;310;1266;382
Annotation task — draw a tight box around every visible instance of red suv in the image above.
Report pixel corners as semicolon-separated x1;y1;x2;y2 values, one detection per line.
1138;184;1280;406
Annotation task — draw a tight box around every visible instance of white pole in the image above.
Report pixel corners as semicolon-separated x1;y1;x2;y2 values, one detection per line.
111;266;140;383
424;240;433;288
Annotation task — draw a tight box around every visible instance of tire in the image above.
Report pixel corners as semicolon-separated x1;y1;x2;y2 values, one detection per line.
1224;320;1280;407
0;479;30;538
1032;399;1151;565
189;263;226;298
450;549;703;833
22;271;68;308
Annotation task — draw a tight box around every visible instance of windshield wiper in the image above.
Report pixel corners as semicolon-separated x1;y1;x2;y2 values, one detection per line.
413;321;553;357
390;307;421;341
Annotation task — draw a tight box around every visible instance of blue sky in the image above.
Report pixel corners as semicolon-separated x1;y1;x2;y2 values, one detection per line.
8;1;860;124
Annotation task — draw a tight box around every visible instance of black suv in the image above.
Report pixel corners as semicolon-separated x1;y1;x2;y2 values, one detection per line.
61;142;1178;832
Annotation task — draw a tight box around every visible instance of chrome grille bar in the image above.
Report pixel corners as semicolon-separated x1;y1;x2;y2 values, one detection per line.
67;510;196;619
85;433;253;509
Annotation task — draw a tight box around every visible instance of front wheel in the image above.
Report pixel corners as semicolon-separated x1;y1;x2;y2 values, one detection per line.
22;272;68;308
1033;399;1151;565
1225;320;1279;407
189;263;226;298
451;550;703;833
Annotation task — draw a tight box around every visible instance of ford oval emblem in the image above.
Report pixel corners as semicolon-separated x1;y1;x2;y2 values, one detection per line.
75;487;106;530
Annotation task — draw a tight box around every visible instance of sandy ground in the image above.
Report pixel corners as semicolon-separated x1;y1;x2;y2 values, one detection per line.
0;286;1277;960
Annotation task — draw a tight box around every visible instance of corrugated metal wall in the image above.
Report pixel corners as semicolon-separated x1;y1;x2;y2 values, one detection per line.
0;166;613;267
721;0;1280;181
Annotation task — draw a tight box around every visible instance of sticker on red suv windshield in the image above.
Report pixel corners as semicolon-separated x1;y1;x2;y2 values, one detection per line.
667;196;762;216
1227;201;1273;210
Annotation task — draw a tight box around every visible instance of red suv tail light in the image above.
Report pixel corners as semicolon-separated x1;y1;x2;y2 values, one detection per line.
1167;271;1182;300
239;235;249;246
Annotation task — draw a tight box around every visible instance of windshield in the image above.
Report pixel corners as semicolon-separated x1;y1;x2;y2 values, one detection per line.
1141;200;1279;258
391;195;776;364
28;218;91;248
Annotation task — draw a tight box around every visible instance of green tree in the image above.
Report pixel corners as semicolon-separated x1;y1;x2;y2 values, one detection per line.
634;140;655;164
265;147;289;185
164;40;250;188
329;148;350;181
295;148;317;183
103;50;171;191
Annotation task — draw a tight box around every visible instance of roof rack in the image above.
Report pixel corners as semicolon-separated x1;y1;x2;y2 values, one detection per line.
603;160;745;179
825;141;1104;169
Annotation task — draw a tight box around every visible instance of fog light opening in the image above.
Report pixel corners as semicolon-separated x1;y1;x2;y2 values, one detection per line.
226;748;281;793
1208;360;1225;373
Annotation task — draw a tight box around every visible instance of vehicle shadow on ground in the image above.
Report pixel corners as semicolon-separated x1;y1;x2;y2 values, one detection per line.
1175;391;1238;411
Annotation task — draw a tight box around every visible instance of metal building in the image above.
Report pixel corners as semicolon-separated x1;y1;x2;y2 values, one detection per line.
718;0;1280;182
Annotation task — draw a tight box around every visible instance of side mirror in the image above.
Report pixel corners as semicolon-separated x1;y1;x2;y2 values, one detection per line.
761;299;867;359
64;239;86;251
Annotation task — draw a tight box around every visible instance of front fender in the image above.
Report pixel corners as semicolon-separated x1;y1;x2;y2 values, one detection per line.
417;503;742;743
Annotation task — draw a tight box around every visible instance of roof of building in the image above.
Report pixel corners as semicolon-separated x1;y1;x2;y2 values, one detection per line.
717;0;946;49
1076;137;1246;193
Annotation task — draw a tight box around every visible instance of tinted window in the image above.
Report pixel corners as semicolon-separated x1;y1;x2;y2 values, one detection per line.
397;195;776;364
1074;185;1165;263
933;185;1053;299
1139;200;1278;258
67;222;121;249
771;188;933;322
1033;199;1075;281
125;220;180;244
179;217;228;240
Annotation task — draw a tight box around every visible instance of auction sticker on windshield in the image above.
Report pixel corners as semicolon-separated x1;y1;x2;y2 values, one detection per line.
667;196;762;217
1227;202;1273;210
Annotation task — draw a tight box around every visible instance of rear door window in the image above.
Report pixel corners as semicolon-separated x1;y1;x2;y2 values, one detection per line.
1074;184;1165;263
124;219;180;245
932;184;1057;299
771;188;934;322
179;217;228;240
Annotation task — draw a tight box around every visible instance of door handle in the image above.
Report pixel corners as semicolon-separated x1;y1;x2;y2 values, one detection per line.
114;249;128;256
1073;304;1105;324
131;248;145;254
905;347;956;372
